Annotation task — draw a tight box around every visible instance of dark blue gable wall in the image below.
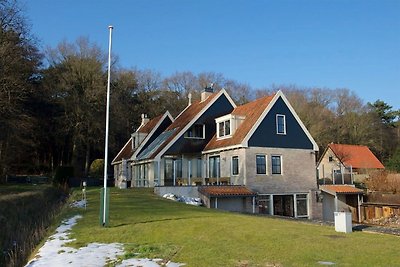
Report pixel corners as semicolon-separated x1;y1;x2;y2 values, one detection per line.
248;97;313;149
137;116;173;156
167;94;234;154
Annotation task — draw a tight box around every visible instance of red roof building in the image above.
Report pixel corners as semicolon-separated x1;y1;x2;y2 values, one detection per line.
317;143;384;185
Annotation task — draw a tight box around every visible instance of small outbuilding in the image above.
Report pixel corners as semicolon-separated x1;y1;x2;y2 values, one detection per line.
320;185;364;222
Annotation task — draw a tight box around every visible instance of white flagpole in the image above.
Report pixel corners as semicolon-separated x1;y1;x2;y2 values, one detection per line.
103;25;113;226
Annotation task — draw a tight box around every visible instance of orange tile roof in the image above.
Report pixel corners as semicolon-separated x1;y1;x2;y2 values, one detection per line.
145;92;220;159
138;114;164;133
329;143;384;169
205;94;275;150
112;138;134;164
199;186;256;197
320;185;364;194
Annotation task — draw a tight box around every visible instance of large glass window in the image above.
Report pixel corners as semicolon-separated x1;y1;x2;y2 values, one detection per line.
271;155;282;174
176;159;182;178
296;194;308;217
258;195;271;214
209;156;220;178
276;114;286;134
256;155;266;174
232;156;239;175
196;158;202;177
218;120;231;138
185;124;204;139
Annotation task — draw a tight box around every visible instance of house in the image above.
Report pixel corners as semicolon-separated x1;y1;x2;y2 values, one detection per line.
317;143;384;222
117;88;321;219
201;90;320;218
133;87;236;187
317;143;385;185
111;112;173;188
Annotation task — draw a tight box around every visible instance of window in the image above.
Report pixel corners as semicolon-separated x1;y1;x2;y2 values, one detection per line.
271;155;282;174
276;114;286;134
296;194;308;217
209;156;220;178
256;155;266;174
176;159;182;178
328;156;333;162
196;158;202;177
218;120;231;138
232;156;239;175
258;195;271;214
185;124;205;139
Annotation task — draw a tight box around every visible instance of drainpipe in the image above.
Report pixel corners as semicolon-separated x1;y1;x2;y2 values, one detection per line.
334;193;338;212
357;194;362;223
252;196;255;214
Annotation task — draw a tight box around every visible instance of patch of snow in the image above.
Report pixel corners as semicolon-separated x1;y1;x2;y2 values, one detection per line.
70;199;87;208
25;215;185;267
162;193;202;206
317;261;336;265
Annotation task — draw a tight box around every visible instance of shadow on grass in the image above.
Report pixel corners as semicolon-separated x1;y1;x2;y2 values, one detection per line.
112;215;213;228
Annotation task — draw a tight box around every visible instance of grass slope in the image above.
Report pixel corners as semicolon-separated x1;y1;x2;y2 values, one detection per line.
67;188;399;267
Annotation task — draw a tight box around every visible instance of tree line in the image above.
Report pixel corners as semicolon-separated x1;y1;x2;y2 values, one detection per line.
1;0;399;181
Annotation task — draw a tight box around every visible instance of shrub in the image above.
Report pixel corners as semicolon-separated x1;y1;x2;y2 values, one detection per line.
89;159;104;179
366;171;400;193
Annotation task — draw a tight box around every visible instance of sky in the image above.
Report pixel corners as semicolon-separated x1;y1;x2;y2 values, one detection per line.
24;0;399;109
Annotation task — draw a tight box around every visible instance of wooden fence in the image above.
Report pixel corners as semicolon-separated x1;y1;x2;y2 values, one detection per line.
360;203;400;221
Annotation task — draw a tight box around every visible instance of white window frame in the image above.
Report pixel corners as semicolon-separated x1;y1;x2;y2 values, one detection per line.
294;193;309;218
256;154;267;175
276;114;286;135
209;155;220;178
271;155;282;175
231;156;239;176
217;120;231;139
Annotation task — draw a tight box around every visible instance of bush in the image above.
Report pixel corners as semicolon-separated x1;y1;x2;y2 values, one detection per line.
89;159;104;179
366;171;400;193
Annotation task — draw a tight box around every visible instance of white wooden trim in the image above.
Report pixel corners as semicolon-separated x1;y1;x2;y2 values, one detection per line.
202;144;243;155
155;89;236;159
131;111;174;160
242;90;319;151
111;137;133;164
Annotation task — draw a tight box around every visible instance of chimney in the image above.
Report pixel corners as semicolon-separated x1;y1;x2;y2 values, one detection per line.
141;113;149;126
201;83;214;102
188;92;192;106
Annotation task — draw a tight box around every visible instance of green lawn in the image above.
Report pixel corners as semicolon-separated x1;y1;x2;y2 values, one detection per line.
66;187;399;267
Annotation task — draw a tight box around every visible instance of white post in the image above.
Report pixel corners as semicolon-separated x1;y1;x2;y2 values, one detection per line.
173;160;176;186
188;159;191;186
102;25;113;227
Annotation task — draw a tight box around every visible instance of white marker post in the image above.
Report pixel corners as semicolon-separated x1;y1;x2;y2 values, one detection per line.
101;25;113;227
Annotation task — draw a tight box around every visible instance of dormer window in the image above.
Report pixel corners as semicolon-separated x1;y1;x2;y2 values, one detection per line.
218;120;231;137
276;114;286;135
185;124;205;139
215;114;244;139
